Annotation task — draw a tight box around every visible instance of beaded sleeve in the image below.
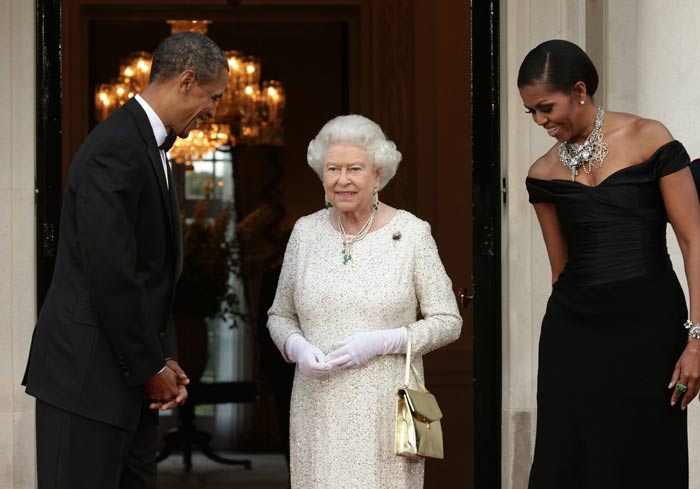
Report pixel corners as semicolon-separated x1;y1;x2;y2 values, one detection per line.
266;220;304;362
405;221;463;356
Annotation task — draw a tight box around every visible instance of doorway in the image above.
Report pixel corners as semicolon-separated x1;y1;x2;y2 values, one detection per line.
37;1;475;487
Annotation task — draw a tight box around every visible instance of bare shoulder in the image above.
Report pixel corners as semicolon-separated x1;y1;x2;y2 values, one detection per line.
606;111;673;156
633;117;674;150
527;144;560;180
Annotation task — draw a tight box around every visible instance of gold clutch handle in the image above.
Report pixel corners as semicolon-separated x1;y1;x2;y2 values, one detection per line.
403;333;428;392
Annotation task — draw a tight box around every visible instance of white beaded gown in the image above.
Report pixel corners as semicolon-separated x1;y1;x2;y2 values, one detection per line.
267;208;462;489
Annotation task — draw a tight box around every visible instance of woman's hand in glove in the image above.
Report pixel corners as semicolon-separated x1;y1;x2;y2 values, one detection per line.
284;333;332;379
325;328;407;369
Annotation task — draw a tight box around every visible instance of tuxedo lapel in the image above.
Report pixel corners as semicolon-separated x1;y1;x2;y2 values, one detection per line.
166;160;184;280
147;144;175;234
124;99;176;240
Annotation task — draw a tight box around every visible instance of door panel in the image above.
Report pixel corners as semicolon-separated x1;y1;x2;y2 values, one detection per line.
413;1;472;487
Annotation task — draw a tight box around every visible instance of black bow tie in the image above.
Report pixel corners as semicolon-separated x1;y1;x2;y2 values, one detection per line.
159;130;177;152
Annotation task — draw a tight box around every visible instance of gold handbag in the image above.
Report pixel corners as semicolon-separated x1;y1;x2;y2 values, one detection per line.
395;335;444;459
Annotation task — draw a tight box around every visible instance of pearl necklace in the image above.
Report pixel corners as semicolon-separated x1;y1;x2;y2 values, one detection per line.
558;106;609;182
338;206;377;265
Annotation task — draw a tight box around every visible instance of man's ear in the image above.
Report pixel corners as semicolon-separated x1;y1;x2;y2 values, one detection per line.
177;70;196;94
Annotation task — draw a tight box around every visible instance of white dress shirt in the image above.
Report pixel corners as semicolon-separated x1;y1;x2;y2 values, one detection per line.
134;94;169;189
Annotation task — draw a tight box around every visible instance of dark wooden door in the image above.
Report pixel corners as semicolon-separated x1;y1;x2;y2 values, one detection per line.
411;2;473;487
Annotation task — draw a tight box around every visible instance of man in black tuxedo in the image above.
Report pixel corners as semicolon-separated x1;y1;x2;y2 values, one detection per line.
23;32;229;489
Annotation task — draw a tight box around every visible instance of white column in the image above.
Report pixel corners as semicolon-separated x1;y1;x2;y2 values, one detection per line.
500;1;586;488
0;0;37;487
605;2;700;487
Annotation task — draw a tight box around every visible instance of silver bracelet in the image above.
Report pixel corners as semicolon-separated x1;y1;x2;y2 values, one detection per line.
684;319;700;340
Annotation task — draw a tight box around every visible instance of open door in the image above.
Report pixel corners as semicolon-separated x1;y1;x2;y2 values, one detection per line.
40;0;475;486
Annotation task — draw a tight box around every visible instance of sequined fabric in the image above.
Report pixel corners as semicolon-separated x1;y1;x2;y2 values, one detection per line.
267;209;462;489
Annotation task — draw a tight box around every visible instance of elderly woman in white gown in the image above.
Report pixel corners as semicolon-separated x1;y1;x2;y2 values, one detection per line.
267;114;462;489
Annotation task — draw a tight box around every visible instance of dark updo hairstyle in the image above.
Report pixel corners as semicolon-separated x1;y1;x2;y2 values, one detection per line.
517;39;599;98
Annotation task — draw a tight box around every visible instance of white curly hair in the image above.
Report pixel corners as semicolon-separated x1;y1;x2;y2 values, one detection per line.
307;114;402;190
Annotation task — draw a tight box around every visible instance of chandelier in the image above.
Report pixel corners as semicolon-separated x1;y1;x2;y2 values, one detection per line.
94;20;286;164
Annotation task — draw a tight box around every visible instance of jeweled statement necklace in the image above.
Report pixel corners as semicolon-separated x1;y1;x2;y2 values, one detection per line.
558;106;609;182
338;207;376;265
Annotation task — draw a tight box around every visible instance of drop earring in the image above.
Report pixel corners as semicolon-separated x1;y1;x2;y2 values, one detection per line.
324;195;332;209
372;183;379;210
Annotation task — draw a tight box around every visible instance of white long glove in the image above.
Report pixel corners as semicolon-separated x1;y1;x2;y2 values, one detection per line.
325;327;408;369
284;333;332;379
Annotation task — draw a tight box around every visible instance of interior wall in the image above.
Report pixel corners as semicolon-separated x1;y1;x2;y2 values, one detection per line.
0;0;37;487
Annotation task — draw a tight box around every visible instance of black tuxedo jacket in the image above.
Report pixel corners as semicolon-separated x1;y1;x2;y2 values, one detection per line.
24;98;183;430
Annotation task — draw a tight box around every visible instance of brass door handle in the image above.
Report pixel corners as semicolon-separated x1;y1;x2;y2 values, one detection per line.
459;288;474;308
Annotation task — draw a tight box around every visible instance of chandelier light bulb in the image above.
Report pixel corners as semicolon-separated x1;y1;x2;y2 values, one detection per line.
95;21;285;153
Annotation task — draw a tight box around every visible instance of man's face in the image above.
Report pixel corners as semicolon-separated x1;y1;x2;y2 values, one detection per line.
174;69;228;138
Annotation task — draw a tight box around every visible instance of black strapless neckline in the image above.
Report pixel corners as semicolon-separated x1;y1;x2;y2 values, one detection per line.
526;140;689;286
526;139;678;189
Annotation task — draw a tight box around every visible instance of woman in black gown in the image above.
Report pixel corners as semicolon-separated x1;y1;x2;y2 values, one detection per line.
520;40;700;489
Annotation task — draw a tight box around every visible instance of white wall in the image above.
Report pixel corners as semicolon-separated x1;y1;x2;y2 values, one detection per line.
502;1;700;488
0;0;37;487
606;1;700;486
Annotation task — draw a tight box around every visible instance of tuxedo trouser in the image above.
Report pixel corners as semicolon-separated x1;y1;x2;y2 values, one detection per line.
36;399;158;489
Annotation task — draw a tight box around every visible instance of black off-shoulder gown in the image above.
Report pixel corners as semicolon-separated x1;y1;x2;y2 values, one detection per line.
526;140;690;489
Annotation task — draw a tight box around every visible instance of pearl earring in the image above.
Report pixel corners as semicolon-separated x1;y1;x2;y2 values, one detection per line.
580;100;585;105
